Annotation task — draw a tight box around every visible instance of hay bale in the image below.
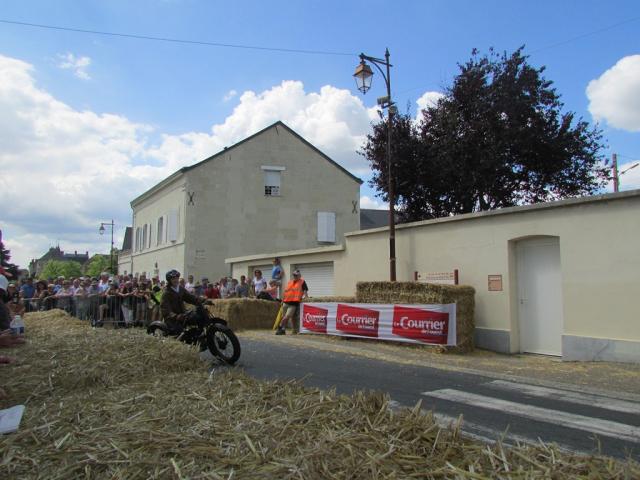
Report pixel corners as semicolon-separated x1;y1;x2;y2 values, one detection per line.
1;312;638;479
206;298;280;330
4;310;204;405
356;281;476;353
304;296;356;303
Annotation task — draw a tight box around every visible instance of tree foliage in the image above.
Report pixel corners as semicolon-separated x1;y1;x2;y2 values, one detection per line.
0;230;20;279
39;260;83;280
362;47;608;221
85;255;111;278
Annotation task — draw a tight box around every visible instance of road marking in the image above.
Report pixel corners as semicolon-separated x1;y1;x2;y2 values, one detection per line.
488;380;640;415
422;389;640;444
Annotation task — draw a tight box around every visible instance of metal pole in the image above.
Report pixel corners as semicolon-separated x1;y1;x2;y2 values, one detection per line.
385;48;396;282
110;220;114;274
612;153;619;193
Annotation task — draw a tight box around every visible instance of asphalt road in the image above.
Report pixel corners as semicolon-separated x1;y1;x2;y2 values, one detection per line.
231;337;640;461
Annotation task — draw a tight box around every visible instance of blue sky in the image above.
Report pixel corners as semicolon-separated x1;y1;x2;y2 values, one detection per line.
1;0;639;267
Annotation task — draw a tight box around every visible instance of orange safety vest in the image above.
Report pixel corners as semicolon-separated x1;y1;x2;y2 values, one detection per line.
282;278;305;303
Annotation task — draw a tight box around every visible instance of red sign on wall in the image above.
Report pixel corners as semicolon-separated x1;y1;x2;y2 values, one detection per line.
300;302;457;346
302;304;329;334
335;304;380;338
392;305;449;344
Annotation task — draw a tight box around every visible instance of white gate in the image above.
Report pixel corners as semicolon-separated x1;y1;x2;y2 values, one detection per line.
296;262;334;297
517;237;563;356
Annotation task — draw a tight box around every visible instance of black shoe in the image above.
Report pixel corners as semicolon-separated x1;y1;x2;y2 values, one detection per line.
275;327;285;335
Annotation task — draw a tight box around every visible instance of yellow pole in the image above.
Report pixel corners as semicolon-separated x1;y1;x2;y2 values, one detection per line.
272;303;284;330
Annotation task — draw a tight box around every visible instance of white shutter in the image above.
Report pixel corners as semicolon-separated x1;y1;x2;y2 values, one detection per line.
264;170;281;196
157;217;163;246
168;210;178;242
317;212;336;243
296;262;334;297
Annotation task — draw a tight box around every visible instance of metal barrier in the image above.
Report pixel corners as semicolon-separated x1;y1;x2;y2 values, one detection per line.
17;293;154;328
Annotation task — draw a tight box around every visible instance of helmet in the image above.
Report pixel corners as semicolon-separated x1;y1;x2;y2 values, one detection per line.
165;269;181;282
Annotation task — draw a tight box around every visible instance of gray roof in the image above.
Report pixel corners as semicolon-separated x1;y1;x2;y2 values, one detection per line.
360;209;390;230
121;226;132;251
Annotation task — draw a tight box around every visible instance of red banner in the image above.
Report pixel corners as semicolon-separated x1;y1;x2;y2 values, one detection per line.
300;303;457;346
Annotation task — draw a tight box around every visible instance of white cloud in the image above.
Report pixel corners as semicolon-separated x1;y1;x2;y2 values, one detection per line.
150;80;375;174
0;55;382;267
0;55;157;266
415;91;444;122
360;195;388;210
57;52;92;80
223;89;237;102
586;55;640;132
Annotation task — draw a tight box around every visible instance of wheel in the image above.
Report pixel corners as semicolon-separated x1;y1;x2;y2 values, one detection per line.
206;325;241;365
147;323;168;337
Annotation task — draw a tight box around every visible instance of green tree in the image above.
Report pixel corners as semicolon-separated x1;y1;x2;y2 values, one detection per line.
39;260;83;280
85;255;111;278
0;230;20;279
362;47;608;221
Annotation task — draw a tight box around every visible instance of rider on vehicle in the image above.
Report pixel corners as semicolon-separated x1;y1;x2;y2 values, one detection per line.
160;269;201;333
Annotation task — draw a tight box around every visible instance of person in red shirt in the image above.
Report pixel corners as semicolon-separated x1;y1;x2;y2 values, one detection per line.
204;281;220;299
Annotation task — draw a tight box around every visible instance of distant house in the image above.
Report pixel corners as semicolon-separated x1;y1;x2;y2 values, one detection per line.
28;247;90;277
117;227;133;275
120;121;362;281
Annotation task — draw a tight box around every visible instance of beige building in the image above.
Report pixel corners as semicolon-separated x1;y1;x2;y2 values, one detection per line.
121;121;362;281
228;189;640;363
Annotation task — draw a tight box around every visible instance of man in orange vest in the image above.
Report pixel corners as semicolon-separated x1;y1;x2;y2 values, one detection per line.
276;269;308;335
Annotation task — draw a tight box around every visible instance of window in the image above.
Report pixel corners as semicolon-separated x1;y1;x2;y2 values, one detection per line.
148;223;152;249
168;209;178;242
264;171;280;196
142;224;148;250
317;212;336;243
157;217;164;246
135;227;141;252
261;165;285;196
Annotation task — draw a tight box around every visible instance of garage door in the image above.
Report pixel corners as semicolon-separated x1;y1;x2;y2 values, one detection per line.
296;262;334;297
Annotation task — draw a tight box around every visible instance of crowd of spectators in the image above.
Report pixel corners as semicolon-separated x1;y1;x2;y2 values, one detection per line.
5;257;286;328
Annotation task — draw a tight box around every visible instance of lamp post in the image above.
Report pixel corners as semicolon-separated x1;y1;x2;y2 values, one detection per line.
353;48;396;281
99;220;115;274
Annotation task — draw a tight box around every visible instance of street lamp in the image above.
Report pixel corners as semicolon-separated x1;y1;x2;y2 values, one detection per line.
353;48;397;281
99;220;115;274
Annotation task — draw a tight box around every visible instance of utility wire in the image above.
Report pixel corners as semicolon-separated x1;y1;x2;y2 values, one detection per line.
0;18;357;57
402;15;640;98
530;15;640;53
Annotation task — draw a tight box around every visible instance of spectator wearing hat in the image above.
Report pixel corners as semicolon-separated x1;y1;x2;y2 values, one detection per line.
275;269;308;335
6;282;25;318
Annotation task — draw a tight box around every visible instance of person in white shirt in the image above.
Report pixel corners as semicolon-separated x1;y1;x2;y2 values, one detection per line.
252;270;267;296
185;274;195;294
218;277;229;299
